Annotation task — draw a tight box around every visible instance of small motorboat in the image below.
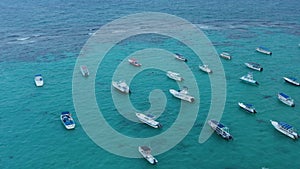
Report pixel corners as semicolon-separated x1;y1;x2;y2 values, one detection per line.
245;62;263;72
166;71;184;82
240;72;259;85
112;80;130;94
34;74;44;87
169;87;194;103
256;46;272;55
208;120;233;140
80;65;89;77
278;92;295;107
136;113;162;128
138;146;158;165
283;77;300;86
270;120;299;140
219;52;232;60
61;111;75;130
199;64;212;73
128;58;142;67
238;102;257;114
174;53;187;62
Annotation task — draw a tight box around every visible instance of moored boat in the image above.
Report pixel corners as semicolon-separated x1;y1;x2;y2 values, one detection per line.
34;74;44;87
136;113;162;128
283;77;300;86
278;92;295;107
208;120;233;140
174;53;187;62
256;46;272;55
61;111;75;130
245;62;263;72
128;58;142;67
138;146;158;165
169;88;194;103
199;64;212;73
270;120;299;139
238;102;257;114
240;72;259;85
166;71;184;82
219;52;232;60
80;65;89;77
112;80;130;94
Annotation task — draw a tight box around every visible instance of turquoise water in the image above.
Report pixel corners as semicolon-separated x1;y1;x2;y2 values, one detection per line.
1;0;300;169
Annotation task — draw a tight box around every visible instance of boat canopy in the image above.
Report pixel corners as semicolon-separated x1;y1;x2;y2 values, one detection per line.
258;46;270;51
279;122;293;130
279;93;290;99
35;74;42;77
61;111;70;115
289;77;297;81
140;146;151;152
245;104;253;107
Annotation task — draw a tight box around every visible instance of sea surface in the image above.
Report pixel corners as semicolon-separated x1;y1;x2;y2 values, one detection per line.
1;0;300;169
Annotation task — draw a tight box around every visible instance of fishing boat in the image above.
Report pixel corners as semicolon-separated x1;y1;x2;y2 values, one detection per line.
34;74;44;87
256;46;272;55
128;58;142;67
208;120;233;140
60;111;75;130
219;52;232;60
240;72;259;85
283;77;300;86
245;62;263;72
278;93;295;107
166;71;183;82
138;146;158;165
174;53;187;62
238;102;257;114
270;120;299;139
169;88;194;103
199;64;212;73
112;80;130;94
80;65;89;77
136;113;162;128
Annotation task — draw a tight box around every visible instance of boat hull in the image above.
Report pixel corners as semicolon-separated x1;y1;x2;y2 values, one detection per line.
166;71;183;82
270;120;298;139
138;146;158;165
136;113;161;128
278;93;295;107
208;120;233;140
238;102;256;114
169;89;194;102
283;77;300;86
256;47;272;55
112;81;130;94
245;63;263;72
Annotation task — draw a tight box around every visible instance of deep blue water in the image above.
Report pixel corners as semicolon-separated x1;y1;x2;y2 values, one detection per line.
1;0;300;169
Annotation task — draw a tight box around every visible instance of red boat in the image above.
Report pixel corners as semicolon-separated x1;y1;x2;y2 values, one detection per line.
128;58;142;67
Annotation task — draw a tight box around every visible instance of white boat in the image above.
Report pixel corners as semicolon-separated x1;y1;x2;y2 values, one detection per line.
34;74;44;87
174;53;187;62
138;146;158;165
128;58;142;67
238;102;257;114
256;46;272;55
240;72;259;85
112;80;130;94
169;88;194;103
80;65;89;77
166;71;183;82
245;62;263;72
199;64;212;73
208;120;233;140
219;52;232;60
136;113;162;128
278;93;295;107
60;111;75;130
270;120;299;139
283;77;300;86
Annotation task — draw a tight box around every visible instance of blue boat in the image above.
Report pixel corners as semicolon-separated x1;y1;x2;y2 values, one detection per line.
60;111;75;129
283;77;300;86
208;120;233;140
256;46;272;55
278;93;295;107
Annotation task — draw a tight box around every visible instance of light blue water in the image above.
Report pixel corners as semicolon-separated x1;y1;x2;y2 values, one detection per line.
1;0;300;169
